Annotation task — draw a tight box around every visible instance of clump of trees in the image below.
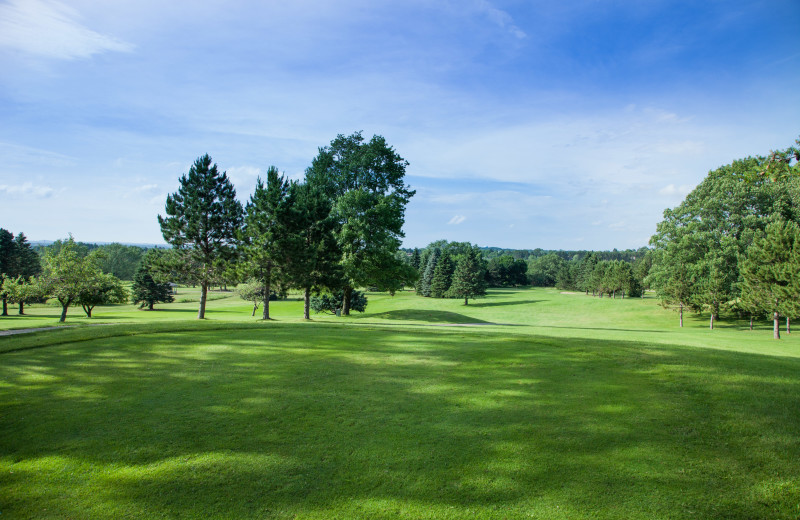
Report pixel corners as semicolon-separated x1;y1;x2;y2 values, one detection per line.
647;141;800;336
156;132;415;319
414;241;487;304
0;229;42;315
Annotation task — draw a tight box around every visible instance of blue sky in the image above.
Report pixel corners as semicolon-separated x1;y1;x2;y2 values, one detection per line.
1;0;798;250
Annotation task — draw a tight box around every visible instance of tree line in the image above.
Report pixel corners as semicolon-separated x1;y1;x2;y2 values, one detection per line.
646;139;800;338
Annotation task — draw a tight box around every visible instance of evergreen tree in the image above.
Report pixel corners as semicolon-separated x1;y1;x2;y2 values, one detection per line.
131;263;175;310
419;248;440;297
285;181;342;319
740;220;800;339
430;252;454;298
0;228;14;316
410;248;421;270
158;154;243;319
240;166;291;320
448;248;487;305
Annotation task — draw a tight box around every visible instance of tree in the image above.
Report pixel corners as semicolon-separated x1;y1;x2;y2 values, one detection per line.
646;239;697;327
158;154;243;319
284;181;342;319
0;228;15;316
527;253;565;287
430;252;454;298
305;132;415;315
37;237;103;322
240;166;291;320
448;247;487;305
757;136;800;182
1;276;43;314
131;262;175;310
310;290;367;315
78;271;127;317
235;278;271;316
93;243;145;280
739;220;800;339
418;248;440;297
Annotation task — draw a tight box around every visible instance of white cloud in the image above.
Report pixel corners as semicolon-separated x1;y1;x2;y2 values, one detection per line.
0;0;133;60
474;0;526;39
448;215;466;225
0;182;54;198
658;183;694;196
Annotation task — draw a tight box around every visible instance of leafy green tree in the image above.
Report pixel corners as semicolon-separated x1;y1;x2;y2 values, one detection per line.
1;276;43;314
448;247;487;305
527;253;565;287
757;136;800;182
240;166;291;320
37;237;103;322
235;278;271;316
131;263;175;310
306;132;414;315
646;239;698;327
93;243;145;280
579;252;599;295
158;154;243;319
632;250;653;298
739;220;800;339
78;271;127;317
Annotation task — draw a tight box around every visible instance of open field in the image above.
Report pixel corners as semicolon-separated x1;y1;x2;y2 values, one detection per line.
2;288;799;518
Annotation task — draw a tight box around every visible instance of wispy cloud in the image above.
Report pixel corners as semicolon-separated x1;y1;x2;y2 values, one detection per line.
474;0;526;39
448;215;467;225
0;182;54;198
0;0;133;60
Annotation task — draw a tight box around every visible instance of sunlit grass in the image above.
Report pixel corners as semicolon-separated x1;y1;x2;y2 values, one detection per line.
1;288;799;518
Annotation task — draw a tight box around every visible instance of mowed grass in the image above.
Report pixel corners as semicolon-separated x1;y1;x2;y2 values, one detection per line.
1;288;799;519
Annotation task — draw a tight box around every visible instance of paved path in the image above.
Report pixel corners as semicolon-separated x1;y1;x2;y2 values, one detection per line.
0;326;75;336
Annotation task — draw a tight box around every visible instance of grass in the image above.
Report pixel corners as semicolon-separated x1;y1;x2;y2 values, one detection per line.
1;288;799;518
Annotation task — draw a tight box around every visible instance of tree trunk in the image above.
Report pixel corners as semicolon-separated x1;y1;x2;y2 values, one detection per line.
774;312;780;339
251;303;257;317
83;305;93;318
304;287;311;319
60;303;69;322
749;315;753;331
1;297;7;316
198;282;208;319
709;313;714;330
612;290;616;299
621;290;625;299
18;301;24;315
262;280;271;320
149;302;154;311
342;286;352;316
464;297;469;305
679;304;683;328
787;317;791;334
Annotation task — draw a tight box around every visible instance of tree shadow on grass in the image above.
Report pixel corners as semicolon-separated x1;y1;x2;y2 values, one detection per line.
467;299;542;308
2;325;799;519
366;309;492;324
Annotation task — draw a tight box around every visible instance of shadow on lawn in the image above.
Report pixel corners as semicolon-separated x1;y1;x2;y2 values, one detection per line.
366;309;491;324
2;325;799;519
467;299;542;308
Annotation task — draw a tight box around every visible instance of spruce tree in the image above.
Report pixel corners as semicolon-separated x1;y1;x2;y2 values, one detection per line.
131;264;174;310
0;228;15;316
448;248;487;305
158;154;243;319
430;252;454;298
419;248;440;297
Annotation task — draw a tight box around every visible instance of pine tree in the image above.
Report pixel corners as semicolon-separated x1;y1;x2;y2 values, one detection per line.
0;228;16;316
240;166;291;320
131;264;174;310
740;220;800;339
158;154;243;319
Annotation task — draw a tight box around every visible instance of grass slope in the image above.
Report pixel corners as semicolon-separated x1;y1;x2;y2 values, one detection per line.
1;288;799;519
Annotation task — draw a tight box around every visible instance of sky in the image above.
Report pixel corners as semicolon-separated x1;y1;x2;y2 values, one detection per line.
1;0;798;250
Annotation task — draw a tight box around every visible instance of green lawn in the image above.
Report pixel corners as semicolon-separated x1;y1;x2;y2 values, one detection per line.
1;288;799;518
